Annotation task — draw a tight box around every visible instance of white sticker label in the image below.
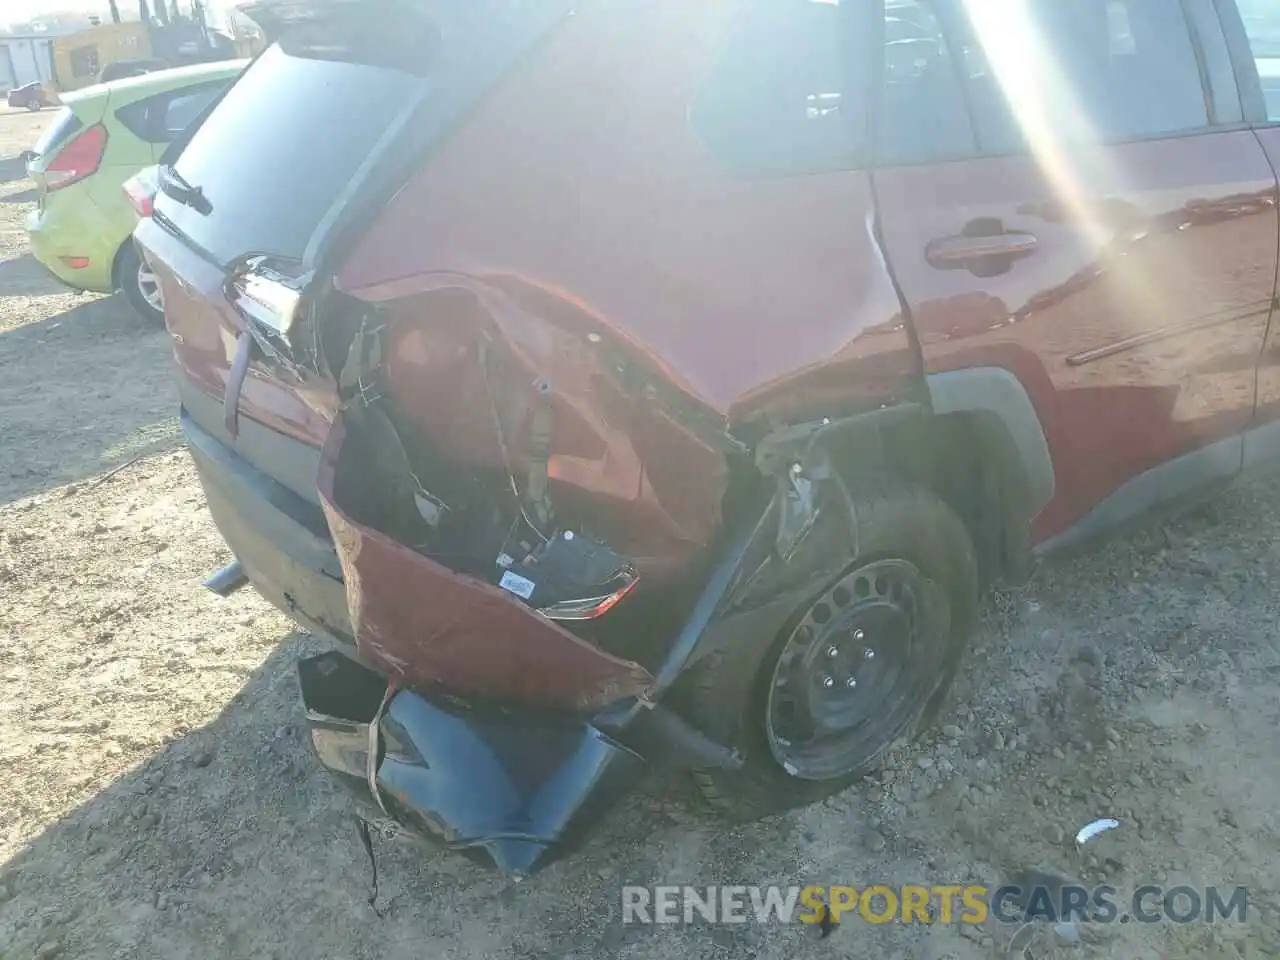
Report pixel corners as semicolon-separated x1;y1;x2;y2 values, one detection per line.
495;552;515;568
498;570;536;600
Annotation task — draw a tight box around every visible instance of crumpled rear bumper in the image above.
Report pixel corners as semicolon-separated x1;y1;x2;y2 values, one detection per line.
181;383;755;878
298;649;646;876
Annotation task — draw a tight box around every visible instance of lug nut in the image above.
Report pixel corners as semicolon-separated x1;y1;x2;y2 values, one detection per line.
863;648;875;660
822;675;835;689
826;645;839;658
852;628;865;641
846;677;858;689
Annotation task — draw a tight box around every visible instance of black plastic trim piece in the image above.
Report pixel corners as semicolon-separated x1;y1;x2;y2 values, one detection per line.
1035;434;1242;558
926;368;1055;515
1212;0;1269;123
181;408;340;577
178;375;322;506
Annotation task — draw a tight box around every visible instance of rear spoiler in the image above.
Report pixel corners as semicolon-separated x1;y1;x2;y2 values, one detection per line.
239;0;437;44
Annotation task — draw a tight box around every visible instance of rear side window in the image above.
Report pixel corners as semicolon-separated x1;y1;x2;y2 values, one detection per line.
32;107;84;158
690;0;875;176
157;43;422;266
1238;0;1280;120
877;0;978;165
947;0;1210;152
116;81;229;144
161;86;222;138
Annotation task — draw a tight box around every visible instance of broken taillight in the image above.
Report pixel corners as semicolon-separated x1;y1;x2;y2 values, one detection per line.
227;256;307;337
538;574;640;621
490;528;641;622
123;165;159;218
45;123;107;192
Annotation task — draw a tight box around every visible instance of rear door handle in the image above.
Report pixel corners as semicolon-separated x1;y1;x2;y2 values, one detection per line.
926;232;1038;267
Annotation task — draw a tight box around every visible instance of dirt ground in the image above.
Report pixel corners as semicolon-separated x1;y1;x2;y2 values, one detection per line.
0;104;1278;960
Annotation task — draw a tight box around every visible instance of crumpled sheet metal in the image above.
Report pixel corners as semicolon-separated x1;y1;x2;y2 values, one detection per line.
317;414;654;711
375;275;731;568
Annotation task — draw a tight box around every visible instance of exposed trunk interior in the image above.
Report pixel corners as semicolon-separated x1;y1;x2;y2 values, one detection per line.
295;280;748;710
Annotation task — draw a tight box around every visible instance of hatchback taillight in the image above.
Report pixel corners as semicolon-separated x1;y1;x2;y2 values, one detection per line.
123;165;159;218
45;124;107;191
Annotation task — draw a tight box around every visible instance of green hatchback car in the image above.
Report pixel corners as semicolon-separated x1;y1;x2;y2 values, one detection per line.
24;61;246;320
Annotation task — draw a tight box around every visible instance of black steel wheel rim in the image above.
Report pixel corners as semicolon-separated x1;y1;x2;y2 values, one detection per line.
764;558;948;781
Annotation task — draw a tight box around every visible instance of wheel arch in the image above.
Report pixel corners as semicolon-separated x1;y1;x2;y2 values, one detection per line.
663;371;1053;709
925;367;1055;516
110;236;137;293
762;368;1053;588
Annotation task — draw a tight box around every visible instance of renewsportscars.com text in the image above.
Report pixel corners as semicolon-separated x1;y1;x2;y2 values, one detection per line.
621;884;1249;926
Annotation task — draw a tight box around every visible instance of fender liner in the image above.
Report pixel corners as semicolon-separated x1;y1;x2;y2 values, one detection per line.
926;367;1055;516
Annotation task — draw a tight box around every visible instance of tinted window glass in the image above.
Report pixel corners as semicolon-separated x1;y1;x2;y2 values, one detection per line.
157;44;420;266
690;0;874;176
945;0;1209;152
161;84;224;139
114;98;151;140
877;0;977;165
115;83;226;143
1239;0;1280;120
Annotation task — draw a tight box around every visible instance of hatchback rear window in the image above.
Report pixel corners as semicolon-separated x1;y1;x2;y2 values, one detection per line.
32;107;84;159
156;42;425;267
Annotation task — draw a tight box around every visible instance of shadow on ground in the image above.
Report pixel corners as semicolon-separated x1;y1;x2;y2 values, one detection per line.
0;293;178;505
0;155;29;185
0;630;748;960
0;253;74;298
1;187;39;205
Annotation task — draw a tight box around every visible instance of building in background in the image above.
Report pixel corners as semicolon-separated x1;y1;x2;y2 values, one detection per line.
51;20;149;90
0;34;58;91
42;3;263;93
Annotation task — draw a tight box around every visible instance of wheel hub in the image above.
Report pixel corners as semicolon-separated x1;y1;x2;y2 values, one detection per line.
765;558;943;781
794;602;909;734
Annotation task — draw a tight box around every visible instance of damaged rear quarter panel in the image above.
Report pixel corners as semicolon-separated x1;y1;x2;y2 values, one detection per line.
317;413;655;711
311;0;921;706
376;280;731;565
333;0;916;426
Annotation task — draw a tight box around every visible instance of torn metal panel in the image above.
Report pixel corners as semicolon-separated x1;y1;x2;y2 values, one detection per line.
372;278;733;566
316;413;654;711
298;651;645;876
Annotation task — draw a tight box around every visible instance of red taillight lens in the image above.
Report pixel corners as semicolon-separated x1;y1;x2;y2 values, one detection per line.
123;166;159;218
538;572;640;621
45;123;107;192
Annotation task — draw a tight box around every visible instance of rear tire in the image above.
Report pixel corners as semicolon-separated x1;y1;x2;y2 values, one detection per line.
116;240;164;324
689;479;978;821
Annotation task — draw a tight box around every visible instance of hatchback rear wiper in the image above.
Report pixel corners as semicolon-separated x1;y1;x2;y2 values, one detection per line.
158;164;212;215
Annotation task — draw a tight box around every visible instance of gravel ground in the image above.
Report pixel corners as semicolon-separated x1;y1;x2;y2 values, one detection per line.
1;104;1278;960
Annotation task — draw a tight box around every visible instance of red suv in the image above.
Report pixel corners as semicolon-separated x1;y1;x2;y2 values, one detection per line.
134;0;1280;876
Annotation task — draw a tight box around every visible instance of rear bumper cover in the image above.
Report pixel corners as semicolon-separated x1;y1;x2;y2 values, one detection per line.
24;200;118;293
298;649;645;876
184;406;643;874
182;407;354;643
181;394;755;875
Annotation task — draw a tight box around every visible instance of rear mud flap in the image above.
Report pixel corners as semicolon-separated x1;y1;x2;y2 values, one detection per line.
298;651;645;876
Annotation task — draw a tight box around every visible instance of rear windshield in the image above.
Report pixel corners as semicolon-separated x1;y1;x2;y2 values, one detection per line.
33;107;84;158
156;42;422;267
